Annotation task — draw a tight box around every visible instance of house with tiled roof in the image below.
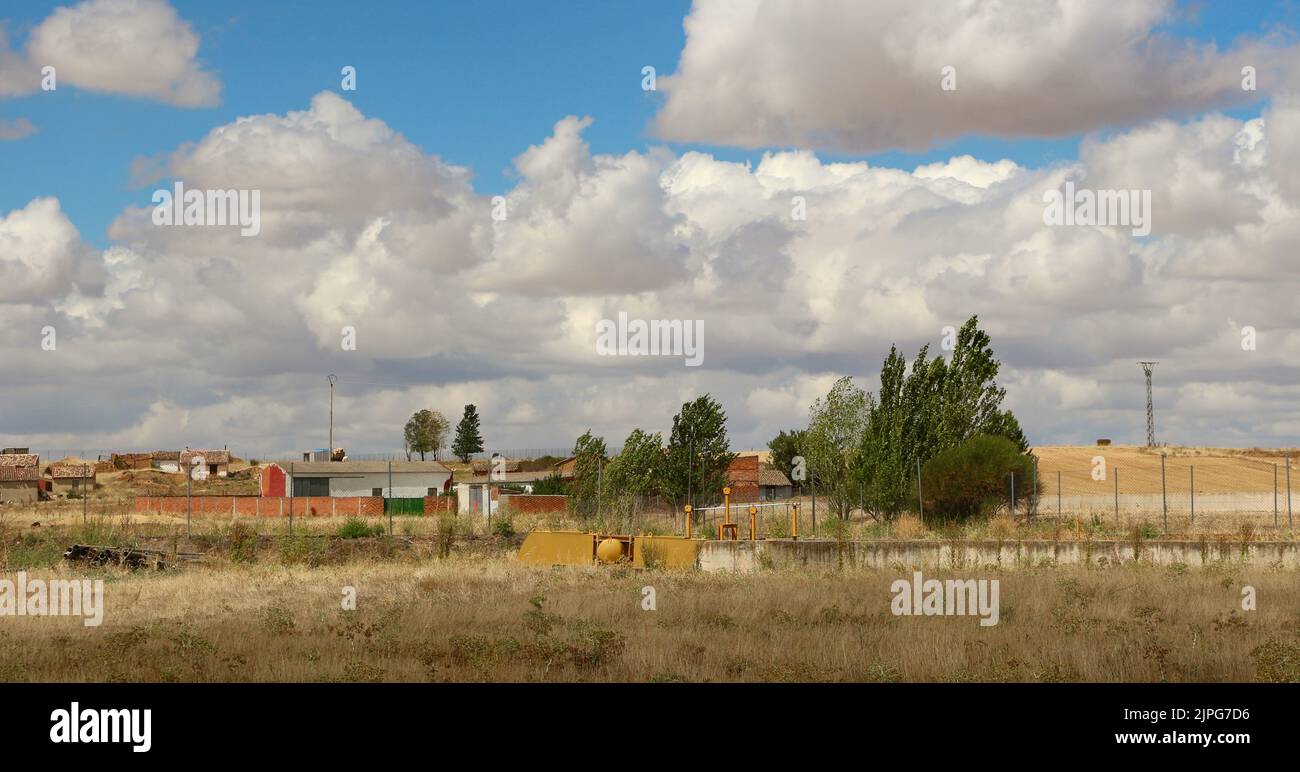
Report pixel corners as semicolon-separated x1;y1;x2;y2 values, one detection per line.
180;448;231;477
0;452;40;503
46;461;95;497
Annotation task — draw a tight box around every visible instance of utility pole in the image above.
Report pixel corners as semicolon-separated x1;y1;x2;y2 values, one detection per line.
1139;362;1158;447
327;374;337;461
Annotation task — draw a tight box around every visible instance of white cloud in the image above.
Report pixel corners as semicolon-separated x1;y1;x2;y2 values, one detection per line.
0;0;219;106
6;91;1300;453
652;0;1299;153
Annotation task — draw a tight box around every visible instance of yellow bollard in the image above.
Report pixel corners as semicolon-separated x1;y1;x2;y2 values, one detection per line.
749;505;757;540
684;504;693;538
723;486;732;527
791;502;799;540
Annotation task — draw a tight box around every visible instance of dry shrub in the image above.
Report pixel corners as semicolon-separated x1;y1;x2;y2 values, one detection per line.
891;515;924;539
987;515;1017;539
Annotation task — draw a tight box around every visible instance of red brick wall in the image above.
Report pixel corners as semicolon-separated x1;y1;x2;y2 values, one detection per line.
423;495;455;515
500;494;568;513
134;496;383;517
727;457;760;503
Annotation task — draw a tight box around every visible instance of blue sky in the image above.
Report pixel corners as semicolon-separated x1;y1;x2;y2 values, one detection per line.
1;0;1291;249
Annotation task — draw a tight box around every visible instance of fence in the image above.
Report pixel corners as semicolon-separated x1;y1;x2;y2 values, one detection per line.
1041;457;1294;531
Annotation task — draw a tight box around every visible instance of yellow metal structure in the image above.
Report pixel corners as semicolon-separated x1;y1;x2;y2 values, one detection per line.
517;530;702;569
596;538;624;563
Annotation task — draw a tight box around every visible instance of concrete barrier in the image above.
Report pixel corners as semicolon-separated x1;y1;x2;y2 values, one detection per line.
697;538;1300;572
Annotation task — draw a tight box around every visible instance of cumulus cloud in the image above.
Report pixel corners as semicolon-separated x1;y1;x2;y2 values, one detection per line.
0;0;219;106
652;0;1300;153
6;90;1300;454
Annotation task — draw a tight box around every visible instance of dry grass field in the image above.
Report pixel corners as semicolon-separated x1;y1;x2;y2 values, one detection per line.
2;549;1298;683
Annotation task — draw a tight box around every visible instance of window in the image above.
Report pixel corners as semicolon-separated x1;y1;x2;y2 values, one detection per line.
428;487;437;496
373;488;383;497
292;477;329;497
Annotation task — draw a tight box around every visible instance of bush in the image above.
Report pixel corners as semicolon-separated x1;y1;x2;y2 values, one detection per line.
919;435;1038;524
337;517;385;539
531;471;569;496
491;511;516;538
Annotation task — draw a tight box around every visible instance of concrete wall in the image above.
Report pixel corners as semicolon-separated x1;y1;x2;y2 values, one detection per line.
697;538;1300;572
134;496;383;517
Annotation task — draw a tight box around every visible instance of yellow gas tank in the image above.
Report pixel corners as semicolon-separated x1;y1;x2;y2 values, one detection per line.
596;538;625;564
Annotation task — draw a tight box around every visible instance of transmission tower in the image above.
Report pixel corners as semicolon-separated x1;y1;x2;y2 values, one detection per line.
1139;362;1158;447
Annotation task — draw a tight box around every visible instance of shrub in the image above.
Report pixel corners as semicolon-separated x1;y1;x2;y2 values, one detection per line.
919;435;1038;524
491;511;516;538
337;517;384;539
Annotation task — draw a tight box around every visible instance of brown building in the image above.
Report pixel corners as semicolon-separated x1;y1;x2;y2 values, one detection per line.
0;453;40;503
47;462;96;497
726;456;793;503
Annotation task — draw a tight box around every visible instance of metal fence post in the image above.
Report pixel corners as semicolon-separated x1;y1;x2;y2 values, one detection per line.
1160;453;1168;532
916;457;923;522
1189;465;1194;526
1114;467;1119;520
1009;472;1015;518
1057;470;1062;517
388;460;394;536
1274;463;1279;527
82;463;88;526
1287;456;1293;529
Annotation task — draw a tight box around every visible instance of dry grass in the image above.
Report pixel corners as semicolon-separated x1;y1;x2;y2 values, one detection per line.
1035;444;1293;494
2;531;1299;682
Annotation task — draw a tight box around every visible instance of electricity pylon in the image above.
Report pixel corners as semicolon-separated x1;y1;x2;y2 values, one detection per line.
1139;362;1158;447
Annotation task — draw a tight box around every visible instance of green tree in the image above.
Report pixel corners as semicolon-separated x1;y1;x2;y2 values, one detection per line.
919;435;1039;524
767;429;806;486
662;395;735;509
569;430;608;519
531;472;569;496
403;409;449;461
607;428;663;500
451;404;485;462
805;377;872;519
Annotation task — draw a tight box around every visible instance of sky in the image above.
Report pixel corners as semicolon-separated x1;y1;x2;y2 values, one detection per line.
2;0;1300;459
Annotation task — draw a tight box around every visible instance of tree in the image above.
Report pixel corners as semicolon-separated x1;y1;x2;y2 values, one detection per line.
805;377;872;519
451;404;485;462
607;428;663;500
531;472;569;496
919;435;1039;524
767;429;806;485
403;409;449;461
569;430;608;519
661;395;735;508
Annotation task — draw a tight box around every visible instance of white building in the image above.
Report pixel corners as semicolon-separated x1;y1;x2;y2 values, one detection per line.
285;460;452;498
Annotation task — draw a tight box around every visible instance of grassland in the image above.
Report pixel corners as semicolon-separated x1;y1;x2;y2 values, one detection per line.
2;511;1299;683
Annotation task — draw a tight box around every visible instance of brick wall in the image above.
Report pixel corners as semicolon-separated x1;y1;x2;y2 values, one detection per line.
727;457;760;503
134;496;383;517
423;495;455;515
499;494;569;513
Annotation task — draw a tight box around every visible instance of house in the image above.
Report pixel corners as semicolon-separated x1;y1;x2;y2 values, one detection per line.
554;456;578;481
180;449;231;477
151;451;181;473
283;460;452;499
47;462;96;497
0;452;40;503
302;448;347;462
726;456;793;502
